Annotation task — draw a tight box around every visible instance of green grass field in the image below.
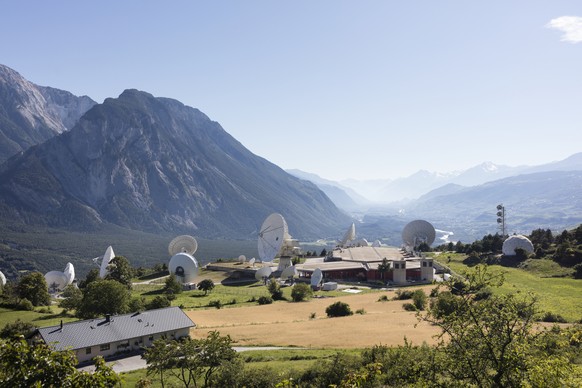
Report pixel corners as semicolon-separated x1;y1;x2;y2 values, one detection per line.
434;253;582;322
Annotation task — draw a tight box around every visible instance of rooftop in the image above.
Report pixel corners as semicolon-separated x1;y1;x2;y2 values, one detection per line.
37;306;195;351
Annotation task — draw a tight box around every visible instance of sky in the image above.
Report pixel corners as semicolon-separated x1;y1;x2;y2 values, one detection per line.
2;1;582;181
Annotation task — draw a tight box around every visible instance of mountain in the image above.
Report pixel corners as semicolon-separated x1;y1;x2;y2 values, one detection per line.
522;152;582;174
0;89;350;239
449;162;527;187
405;170;582;242
0;64;96;163
286;169;369;211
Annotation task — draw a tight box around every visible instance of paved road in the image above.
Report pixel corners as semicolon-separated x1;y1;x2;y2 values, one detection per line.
78;347;302;373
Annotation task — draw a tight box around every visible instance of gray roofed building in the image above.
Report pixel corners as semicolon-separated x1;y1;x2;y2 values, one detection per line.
36;306;195;364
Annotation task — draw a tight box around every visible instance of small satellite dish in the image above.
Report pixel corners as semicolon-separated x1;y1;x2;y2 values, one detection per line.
311;268;323;287
372;240;382;247
168;235;198;256
99;246;115;278
281;265;297;279
0;270;6;286
169;252;199;284
238;255;246;263
63;262;75;285
402;220;436;248
258;213;287;262
248;257;256;267
255;266;273;282
45;271;69;293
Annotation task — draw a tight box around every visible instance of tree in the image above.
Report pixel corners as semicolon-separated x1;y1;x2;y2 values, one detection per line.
326;301;353;317
77;279;131;319
0;319;37;339
411;289;427;310
105;256;134;289
58;284;83;312
421;265;573;386
267;279;284;300
0;337;120;387
377;258;390;282
164;274;183;295
144;331;238;388
78;268;99;289
16;272;50;306
290;283;313;302
197;279;215;295
146;295;171;310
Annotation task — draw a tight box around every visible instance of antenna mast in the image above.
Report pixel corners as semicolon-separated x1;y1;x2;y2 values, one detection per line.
496;204;506;237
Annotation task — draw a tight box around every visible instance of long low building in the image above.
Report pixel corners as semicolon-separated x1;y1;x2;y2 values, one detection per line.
34;306;196;364
296;246;434;285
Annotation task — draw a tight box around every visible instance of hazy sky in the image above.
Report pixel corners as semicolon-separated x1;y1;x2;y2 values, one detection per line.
2;1;582;180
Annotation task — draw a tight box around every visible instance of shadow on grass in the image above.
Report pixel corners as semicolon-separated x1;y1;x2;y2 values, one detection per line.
221;279;258;287
33;312;74;321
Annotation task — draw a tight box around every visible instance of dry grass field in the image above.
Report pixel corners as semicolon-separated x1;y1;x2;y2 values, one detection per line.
186;285;441;348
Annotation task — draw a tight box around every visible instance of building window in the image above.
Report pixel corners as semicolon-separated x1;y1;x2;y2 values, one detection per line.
100;344;110;351
85;347;92;355
149;336;154;341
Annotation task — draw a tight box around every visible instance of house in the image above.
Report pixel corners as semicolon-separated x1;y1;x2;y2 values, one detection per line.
35;306;196;364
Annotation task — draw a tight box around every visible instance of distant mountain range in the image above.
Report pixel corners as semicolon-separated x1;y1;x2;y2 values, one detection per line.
0;65;350;240
0;64;96;164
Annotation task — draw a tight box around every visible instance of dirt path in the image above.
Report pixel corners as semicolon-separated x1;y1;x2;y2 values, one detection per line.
186;286;440;348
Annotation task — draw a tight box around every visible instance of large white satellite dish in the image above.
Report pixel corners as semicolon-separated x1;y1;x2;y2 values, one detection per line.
258;213;287;262
99;246;115;278
281;265;298;280
339;223;356;247
63;262;75;285
169;252;199;284
311;268;323;287
45;271;69;293
0;270;6;286
402;220;436;248
168;235;198;256
255;266;273;282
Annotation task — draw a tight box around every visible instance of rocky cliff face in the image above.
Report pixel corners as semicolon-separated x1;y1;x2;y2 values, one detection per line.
0;89;350;239
0;64;96;163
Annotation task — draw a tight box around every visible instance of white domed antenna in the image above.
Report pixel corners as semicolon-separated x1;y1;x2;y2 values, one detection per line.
168;235;198;256
248;257;256;267
255;266;273;283
63;263;75;285
402;220;436;249
258;213;287;262
99;246;115;278
169;252;199;284
238;255;246;263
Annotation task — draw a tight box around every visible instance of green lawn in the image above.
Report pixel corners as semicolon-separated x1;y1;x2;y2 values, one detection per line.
434;253;582;322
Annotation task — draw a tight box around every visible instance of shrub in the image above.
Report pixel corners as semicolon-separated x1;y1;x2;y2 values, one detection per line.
267;280;284;300
208;300;222;309
412;289;427;310
403;302;416;311
356;308;366;315
257;296;273;305
377;295;390;302
393;290;414;300
309;312;316;319
429;288;439;297
17;298;34;311
146;296;171;310
291;283;313;302
326;301;353;317
540;311;567;323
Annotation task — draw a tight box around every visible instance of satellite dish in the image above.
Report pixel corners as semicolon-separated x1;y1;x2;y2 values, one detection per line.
63;262;75;285
169;252;199;284
502;235;534;256
45;271;69;293
0;270;6;286
372;240;382;247
402;220;436;248
99;246;115;278
248;258;256;267
281;265;297;279
311;268;323;287
339;223;356;247
168;235;198;256
258;213;287;262
255;266;273;282
238;255;246;263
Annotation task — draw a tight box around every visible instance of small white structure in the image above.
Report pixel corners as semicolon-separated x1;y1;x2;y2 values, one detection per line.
0;270;6;287
169;252;199;284
502;235;534;256
322;282;338;291
420;258;434;282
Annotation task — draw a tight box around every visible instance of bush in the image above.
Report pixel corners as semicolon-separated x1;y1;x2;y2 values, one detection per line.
267;280;284;300
291;283;313;302
412;289;427;310
356;308;366;315
393;290;414;300
377;295;390;302
540;311;567;323
326;301;353;317
208;300;222;309
17;298;34;311
403;302;416;311
257;296;273;305
429;288;439;297
146;296;171;310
